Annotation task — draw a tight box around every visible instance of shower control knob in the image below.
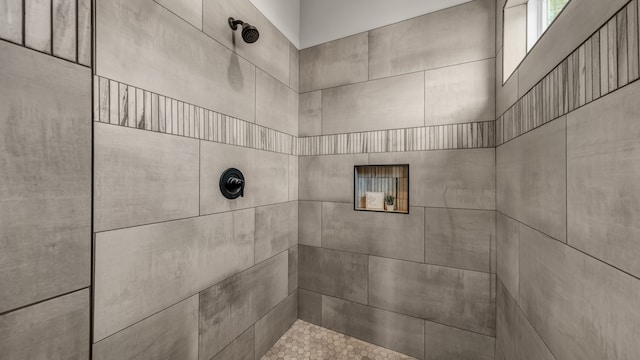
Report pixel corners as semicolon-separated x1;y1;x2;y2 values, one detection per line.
219;168;245;199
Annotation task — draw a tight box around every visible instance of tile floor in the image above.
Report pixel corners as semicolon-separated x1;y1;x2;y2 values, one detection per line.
262;320;416;360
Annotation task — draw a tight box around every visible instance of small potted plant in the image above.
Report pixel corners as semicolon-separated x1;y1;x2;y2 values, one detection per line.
384;195;395;212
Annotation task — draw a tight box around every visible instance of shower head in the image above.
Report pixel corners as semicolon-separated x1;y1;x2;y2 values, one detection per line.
228;17;260;44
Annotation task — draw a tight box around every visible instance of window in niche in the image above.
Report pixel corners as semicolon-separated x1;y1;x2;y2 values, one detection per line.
354;165;409;214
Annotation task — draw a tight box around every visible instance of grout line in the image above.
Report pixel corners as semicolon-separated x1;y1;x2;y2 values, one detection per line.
0;286;90;317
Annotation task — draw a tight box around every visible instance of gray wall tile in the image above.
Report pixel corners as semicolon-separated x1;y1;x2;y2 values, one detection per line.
255;291;298;359
290;43;299;92
52;0;76;61
322;202;425;262
288;245;299;293
369;256;495;336
299;91;322;137
298;201;322;247
94;124;200;231
425;208;494;273
425;59;496;126
424;321;495;360
496;213;519;301
25;0;51;53
0;290;89;360
496;49;519;116
0;43;91;313
94;209;254;341
321;72;425;134
300;33;368;92
200;142;290;214
322;295;425;359
0;0;22;44
298;289;322;326
299;246;368;304
289;156;298;201
212;327;254;360
497;117;567;242
97;0;256;122
199;251;288;360
368;0;495;79
77;0;91;66
256;69;298;135
202;0;290;85
156;0;202;29
93;295;198;360
567;81;640;278
299;154;368;202
255;202;298;264
519;224;640;360
369;149;496;209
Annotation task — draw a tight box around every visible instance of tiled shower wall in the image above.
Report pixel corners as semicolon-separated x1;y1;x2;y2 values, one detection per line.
495;0;640;359
92;0;299;359
297;1;498;359
0;0;92;358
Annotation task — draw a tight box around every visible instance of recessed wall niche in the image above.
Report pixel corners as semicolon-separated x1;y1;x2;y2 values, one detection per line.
354;165;409;214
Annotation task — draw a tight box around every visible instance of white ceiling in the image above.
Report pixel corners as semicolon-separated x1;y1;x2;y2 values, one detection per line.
250;0;472;49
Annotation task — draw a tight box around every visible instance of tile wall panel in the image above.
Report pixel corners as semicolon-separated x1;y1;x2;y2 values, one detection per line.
424;321;495;360
322;295;425;359
94;123;200;232
0;290;90;360
321;72;425;134
567;80;640;278
290;43;300;92
424;208;494;273
369;256;495;336
211;327;255;360
298;201;322;247
0;0;22;44
496;213;519;301
256;69;298;136
289;155;299;201
24;0;51;52
255;202;298;264
298;289;322;326
299;33;368;93
52;0;76;61
288;245;298;293
94;209;255;341
368;0;495;79
298;154;368;202
93;296;198;360
322;202;425;262
298;91;322;137
255;292;298;359
155;0;202;29
0;42;91;313
199;251;288;360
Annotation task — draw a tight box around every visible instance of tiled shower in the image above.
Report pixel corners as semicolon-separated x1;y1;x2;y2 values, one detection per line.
1;0;639;359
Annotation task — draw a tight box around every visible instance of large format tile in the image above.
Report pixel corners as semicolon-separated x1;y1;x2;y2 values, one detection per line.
212;327;254;360
497;117;567;241
156;0;202;29
298;201;322;247
289;156;298;201
299;154;368;203
0;290;89;360
52;0;76;61
368;0;495;79
288;245;298;293
300;33;368;93
299;246;368;304
255;202;298;264
0;43;91;313
424;208;494;272
199;251;288;360
93;296;198;360
369;256;495;336
94;123;199;231
94;209;255;341
322;202;425;262
255;292;298;359
298;289;322;326
496;281;555;360
200;142;290;214
203;0;290;84
298;91;322;137
322;296;425;359
369;149;495;209
97;0;256;121
425;59;496;126
25;0;51;52
519;224;640;360
77;0;91;66
567;81;640;277
290;43;299;92
424;321;495;360
0;0;22;44
256;69;298;135
496;213;519;300
496;49;519;115
321;72;425;134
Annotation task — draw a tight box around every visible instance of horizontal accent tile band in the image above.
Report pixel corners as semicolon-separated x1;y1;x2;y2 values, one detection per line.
94;75;297;155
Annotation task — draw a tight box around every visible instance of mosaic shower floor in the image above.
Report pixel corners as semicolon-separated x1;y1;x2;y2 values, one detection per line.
261;320;416;360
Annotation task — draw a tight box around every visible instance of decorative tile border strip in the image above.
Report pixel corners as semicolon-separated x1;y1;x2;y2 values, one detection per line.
94;76;297;155
497;0;639;146
297;121;495;156
0;0;91;66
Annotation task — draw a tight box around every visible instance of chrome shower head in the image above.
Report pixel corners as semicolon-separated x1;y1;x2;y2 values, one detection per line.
228;17;260;44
